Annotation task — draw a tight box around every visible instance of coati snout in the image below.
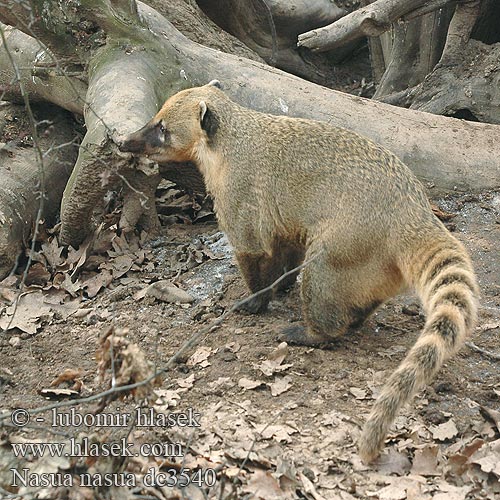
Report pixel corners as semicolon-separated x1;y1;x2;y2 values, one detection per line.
119;121;168;156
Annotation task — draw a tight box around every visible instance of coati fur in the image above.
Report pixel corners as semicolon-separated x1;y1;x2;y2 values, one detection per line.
120;82;479;463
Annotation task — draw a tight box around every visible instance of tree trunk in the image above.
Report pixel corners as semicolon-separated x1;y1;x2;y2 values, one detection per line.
0;104;78;279
372;8;453;99
407;1;500;124
197;0;349;83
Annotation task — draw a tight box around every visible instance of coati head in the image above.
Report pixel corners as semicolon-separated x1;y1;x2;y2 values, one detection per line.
119;80;222;163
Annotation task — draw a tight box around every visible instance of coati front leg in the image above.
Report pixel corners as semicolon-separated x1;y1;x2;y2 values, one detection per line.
275;243;305;293
235;240;306;313
235;252;282;313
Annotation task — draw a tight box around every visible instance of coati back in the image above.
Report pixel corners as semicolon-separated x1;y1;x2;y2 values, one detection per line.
120;82;479;463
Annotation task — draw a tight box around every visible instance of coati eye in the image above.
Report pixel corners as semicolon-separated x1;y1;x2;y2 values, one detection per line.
159;123;166;133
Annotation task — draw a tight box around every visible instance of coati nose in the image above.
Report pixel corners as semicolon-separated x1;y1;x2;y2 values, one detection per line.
118;136;143;154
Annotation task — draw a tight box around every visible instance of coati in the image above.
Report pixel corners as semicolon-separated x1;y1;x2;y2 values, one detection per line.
119;81;479;463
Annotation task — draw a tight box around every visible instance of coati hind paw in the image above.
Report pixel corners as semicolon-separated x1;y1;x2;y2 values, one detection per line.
280;325;330;347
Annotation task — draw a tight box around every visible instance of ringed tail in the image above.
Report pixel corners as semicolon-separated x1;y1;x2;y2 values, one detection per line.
358;234;479;463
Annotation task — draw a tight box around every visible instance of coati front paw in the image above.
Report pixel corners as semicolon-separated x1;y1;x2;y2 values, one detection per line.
280;325;330;347
237;294;269;314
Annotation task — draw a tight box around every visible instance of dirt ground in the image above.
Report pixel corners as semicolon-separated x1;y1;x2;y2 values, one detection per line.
0;189;499;500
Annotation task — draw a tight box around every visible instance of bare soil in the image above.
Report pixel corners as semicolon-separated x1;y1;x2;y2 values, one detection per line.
0;190;499;499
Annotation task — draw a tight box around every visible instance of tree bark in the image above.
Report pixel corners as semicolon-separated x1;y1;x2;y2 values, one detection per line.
0;104;78;279
407;0;500;122
372;8;453;99
197;0;349;84
0;25;86;114
297;0;444;53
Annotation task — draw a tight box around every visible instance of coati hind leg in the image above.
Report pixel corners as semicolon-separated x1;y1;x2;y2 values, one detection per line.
283;248;403;346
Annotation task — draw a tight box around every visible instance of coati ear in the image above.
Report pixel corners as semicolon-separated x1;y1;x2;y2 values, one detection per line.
199;100;219;139
207;79;222;89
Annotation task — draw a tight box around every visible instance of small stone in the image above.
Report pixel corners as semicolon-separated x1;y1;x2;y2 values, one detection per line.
9;336;21;348
146;280;194;303
402;304;420;316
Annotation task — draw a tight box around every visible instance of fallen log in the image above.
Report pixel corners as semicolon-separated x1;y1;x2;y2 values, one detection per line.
297;0;455;53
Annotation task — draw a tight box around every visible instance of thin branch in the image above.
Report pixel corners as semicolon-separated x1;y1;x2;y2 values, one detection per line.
466;341;500;361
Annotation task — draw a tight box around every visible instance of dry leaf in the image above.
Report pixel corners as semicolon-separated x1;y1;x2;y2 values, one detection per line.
39;388;79;399
187;346;213;367
430;204;455;221
470;439;500;477
238;378;266;390
269;375;293;396
96;326;161;401
430;419;458;441
432;482;471;500
257;342;293;376
0;291;52;334
349;387;368;400
82;269;113;298
369;483;407;500
225;341;241;353
108;254;134;278
146;280;194;303
50;369;83;387
176;373;195;389
298;471;327;500
66;238;92;271
253;423;298;443
376;448;411;476
41;237;65;269
25;262;51;286
154;388;182;409
242;469;286;500
74;308;92;318
480;406;500;433
411;445;439;476
472;453;500;476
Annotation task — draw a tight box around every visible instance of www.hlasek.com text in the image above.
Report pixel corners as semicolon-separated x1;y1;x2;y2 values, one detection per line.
11;437;185;459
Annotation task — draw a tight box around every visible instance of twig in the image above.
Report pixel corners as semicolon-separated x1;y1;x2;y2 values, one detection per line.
466;341;500;361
